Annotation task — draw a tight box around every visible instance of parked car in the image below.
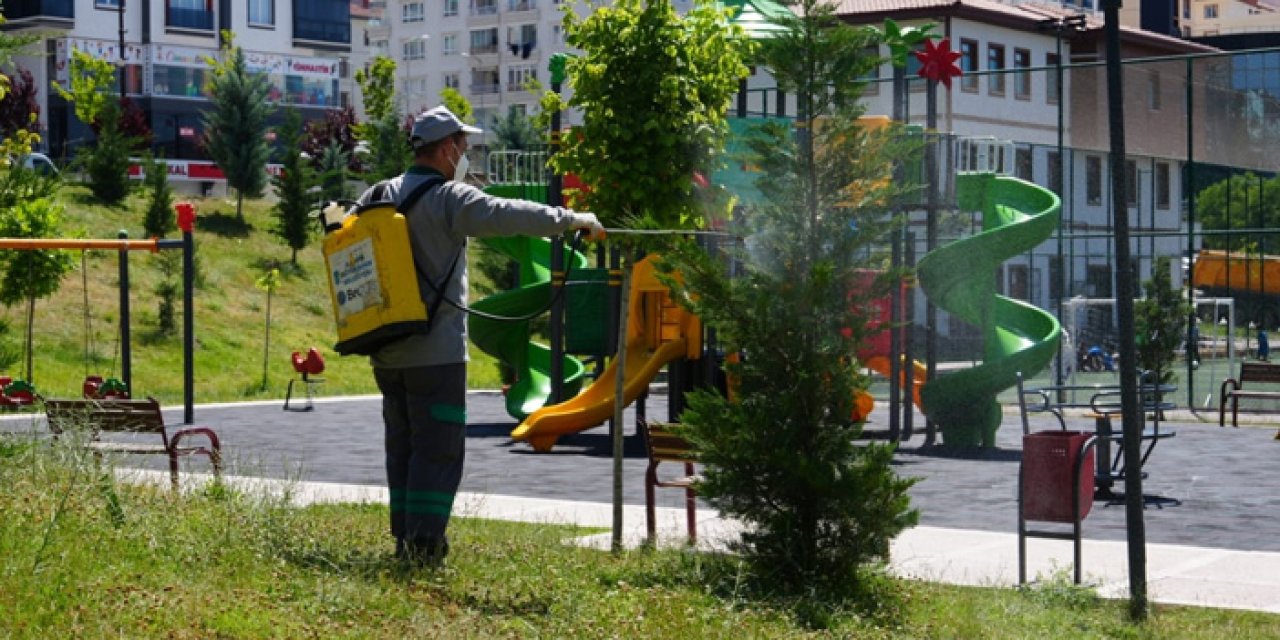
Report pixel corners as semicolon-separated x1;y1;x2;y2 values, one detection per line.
20;152;58;176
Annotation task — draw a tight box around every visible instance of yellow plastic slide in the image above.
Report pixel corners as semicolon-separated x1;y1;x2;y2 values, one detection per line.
862;355;928;410
512;255;701;452
512;338;688;452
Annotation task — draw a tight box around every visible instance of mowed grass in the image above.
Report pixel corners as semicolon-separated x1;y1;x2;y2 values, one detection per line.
2;438;1279;639
1;183;505;404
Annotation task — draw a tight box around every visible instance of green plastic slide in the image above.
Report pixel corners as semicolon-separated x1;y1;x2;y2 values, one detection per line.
468;234;588;420
917;173;1062;447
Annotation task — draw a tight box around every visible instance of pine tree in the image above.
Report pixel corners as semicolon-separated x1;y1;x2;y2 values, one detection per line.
142;154;175;238
1135;256;1190;383
662;1;920;592
270;109;314;265
202;32;273;222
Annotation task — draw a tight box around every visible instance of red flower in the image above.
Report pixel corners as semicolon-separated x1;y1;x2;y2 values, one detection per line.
914;38;964;89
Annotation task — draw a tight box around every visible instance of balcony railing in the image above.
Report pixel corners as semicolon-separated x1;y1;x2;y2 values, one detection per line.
471;1;498;15
295;18;351;44
470;44;499;55
2;0;74;20
471;82;500;95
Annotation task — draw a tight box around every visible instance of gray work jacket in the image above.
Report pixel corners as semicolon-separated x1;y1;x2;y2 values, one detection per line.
353;165;580;368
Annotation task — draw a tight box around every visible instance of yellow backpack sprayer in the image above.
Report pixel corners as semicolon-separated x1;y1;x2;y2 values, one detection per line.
319;177;454;355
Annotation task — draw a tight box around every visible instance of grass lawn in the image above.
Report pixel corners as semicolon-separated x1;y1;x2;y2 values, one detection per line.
0;183;508;405
2;437;1278;638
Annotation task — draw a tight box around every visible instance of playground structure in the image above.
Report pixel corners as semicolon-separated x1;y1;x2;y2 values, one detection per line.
917;173;1063;447
0;211;199;423
476;127;1067;451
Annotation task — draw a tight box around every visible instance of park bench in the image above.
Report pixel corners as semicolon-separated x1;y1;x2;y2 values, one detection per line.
1219;361;1280;427
639;417;700;544
44;397;221;489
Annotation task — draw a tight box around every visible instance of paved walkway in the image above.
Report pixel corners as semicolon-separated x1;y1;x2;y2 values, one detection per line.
6;392;1279;613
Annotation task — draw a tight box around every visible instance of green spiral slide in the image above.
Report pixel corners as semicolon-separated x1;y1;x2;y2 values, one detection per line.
917;173;1062;447
468;234;588;420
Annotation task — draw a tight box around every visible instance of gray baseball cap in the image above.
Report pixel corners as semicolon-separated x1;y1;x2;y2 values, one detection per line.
410;106;483;149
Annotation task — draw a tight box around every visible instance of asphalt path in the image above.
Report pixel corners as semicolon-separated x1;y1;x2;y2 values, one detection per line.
5;392;1277;552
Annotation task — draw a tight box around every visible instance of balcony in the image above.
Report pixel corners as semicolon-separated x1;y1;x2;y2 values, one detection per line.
294;0;351;51
471;82;500;95
1;0;74;26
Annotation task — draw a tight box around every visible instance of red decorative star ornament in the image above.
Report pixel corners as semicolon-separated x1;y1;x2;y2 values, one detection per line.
175;201;196;233
914;37;964;89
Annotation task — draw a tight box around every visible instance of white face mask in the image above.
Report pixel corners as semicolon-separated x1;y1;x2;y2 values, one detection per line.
452;147;469;182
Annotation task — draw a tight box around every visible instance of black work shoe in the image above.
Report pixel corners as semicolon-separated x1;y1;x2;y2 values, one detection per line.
401;537;449;569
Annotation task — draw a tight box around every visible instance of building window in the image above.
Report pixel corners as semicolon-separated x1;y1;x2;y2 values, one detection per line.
860;45;880;95
507;24;537;53
470;28;498;55
507;64;536;91
960;39;978;92
444;72;460;89
508;0;535;10
987;43;1005;95
1204;4;1219;18
97;0;122;8
1009;265;1030;301
444;0;458;16
1087;264;1112;298
1047;151;1063;196
552;24;563;45
403;1;424;21
1049;256;1062;300
471;68;500;94
442;33;458;56
1046;52;1060;104
404;38;426;60
1013;48;1031;99
1016;147;1032;181
1086;155;1102;205
472;0;497;15
294;0;350;44
248;0;273;26
167;0;215;30
1147;71;1161;110
1125;160;1138;207
1156;162;1171;210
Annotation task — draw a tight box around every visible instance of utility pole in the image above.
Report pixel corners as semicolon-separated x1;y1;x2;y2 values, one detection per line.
118;0;128;97
1103;0;1149;621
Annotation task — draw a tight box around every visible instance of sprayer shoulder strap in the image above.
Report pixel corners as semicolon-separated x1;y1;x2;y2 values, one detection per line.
395;174;447;214
390;174;458;325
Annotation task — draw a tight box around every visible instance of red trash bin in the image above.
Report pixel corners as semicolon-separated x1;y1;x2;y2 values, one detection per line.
1022;430;1095;523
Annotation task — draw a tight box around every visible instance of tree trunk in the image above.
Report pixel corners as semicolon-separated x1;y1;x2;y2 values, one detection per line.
261;290;272;391
24;295;35;382
236;190;245;222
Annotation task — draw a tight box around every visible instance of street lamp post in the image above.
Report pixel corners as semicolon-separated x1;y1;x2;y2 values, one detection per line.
1037;13;1086;395
404;34;430;113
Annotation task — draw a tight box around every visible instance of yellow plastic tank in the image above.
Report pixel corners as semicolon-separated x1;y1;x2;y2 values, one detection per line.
322;202;430;355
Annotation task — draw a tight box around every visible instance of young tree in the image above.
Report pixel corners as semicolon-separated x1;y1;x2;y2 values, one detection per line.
547;0;749;230
490;108;540;150
270;109;315;265
662;2;919;593
255;267;281;391
439;87;474;124
0;68;39;139
0;197;75;381
142;154;176;238
54;50;137;204
355;56;410;182
301;106;360;171
1136;256;1191;384
315;140;352;202
202;32;273;222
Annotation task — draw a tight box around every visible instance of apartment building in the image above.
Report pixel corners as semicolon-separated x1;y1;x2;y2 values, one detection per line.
2;0;353;188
